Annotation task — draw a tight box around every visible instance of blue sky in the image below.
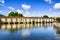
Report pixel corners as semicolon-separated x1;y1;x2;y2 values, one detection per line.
0;0;60;17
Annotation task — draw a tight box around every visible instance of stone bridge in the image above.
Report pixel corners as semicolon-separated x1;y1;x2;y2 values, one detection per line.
0;17;54;24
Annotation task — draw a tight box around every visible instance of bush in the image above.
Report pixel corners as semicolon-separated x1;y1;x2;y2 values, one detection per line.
56;17;60;22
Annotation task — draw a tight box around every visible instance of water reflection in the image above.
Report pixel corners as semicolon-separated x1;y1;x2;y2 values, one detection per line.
0;23;53;30
22;29;30;37
54;27;60;40
54;27;60;35
0;23;57;40
0;23;54;33
54;25;60;34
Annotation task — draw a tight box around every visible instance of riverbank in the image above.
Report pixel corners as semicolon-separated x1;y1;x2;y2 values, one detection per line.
53;23;60;28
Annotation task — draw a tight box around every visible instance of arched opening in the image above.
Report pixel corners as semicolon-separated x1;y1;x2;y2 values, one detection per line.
0;25;1;29
15;22;18;24
29;22;31;24
10;22;14;24
4;22;8;24
39;22;41;23
20;22;23;24
32;21;35;24
0;19;1;22
25;22;27;24
0;19;3;24
42;20;44;24
0;20;1;22
36;22;38;23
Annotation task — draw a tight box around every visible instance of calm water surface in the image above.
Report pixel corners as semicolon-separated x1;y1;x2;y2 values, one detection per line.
0;23;59;40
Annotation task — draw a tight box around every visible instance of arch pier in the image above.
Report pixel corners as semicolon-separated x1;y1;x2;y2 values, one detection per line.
0;17;54;24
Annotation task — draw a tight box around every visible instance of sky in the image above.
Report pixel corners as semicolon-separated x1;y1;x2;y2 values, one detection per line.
0;0;60;17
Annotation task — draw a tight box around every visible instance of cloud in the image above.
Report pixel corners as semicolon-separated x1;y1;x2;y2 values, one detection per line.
0;11;2;13
8;7;15;10
0;11;2;14
8;11;12;13
22;4;31;10
53;12;60;17
24;11;31;17
16;9;23;14
0;0;4;4
53;3;60;9
0;4;4;6
22;30;30;37
25;11;30;14
44;0;52;4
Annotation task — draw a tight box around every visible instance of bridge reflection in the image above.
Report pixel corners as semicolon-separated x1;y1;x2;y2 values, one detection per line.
53;23;60;39
0;23;53;30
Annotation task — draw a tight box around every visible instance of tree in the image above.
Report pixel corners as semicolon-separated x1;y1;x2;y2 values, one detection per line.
56;17;60;22
15;12;18;16
8;12;15;16
8;11;23;17
43;15;49;18
18;14;23;17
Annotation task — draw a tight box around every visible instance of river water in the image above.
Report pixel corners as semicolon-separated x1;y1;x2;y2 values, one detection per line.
0;23;59;40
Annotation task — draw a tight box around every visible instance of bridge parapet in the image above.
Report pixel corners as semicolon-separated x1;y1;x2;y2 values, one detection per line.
0;17;54;24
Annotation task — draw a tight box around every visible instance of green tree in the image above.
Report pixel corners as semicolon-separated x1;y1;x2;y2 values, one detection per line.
56;17;60;22
8;11;23;17
15;12;18;16
8;12;15;16
18;14;23;17
43;15;49;18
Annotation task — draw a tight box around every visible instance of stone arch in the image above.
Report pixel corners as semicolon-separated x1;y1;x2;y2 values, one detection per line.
0;19;1;22
0;19;3;24
4;22;8;24
10;22;14;24
32;21;35;24
42;20;44;24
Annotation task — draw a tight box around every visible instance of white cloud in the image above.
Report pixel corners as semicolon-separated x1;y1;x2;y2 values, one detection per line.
0;11;2;14
0;3;7;8
0;4;4;6
25;11;30;14
22;4;31;10
53;3;60;9
44;0;52;4
8;11;12;13
16;9;23;14
22;30;30;37
24;11;31;17
0;0;4;4
8;7;15;10
53;12;60;17
0;11;2;13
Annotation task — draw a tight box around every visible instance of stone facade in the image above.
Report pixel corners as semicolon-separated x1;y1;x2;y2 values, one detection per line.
0;17;54;24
